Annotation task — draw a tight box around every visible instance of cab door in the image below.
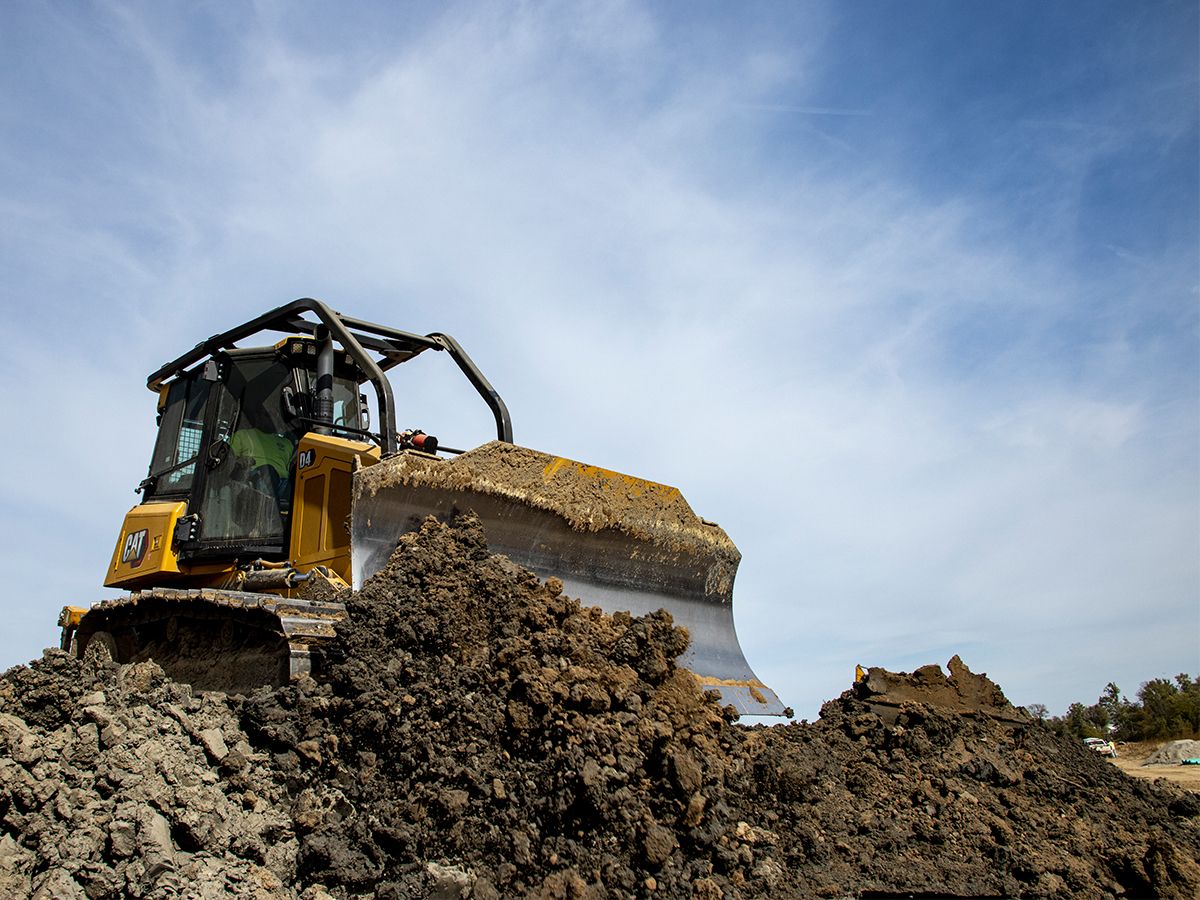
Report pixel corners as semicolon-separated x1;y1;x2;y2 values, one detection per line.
190;356;298;557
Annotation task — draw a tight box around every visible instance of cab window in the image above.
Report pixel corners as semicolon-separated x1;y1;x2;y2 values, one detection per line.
148;376;211;496
198;358;299;544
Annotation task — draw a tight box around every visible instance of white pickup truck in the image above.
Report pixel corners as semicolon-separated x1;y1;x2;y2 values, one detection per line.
1083;737;1118;758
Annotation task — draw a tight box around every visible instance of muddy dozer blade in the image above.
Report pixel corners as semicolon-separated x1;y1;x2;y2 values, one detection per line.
352;441;786;716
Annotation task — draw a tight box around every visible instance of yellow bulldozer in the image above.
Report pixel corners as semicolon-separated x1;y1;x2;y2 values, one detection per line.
59;299;785;715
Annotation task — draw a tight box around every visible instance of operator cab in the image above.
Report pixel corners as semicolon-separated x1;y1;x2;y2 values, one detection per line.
141;338;367;562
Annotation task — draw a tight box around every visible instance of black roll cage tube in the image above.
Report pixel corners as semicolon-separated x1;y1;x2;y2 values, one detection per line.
146;298;513;456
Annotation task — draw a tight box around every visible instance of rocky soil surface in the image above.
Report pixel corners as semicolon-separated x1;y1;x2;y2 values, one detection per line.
2;514;1198;898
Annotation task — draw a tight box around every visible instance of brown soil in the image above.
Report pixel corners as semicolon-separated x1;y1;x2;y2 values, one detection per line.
356;441;740;556
854;655;1029;723
1;513;1198;898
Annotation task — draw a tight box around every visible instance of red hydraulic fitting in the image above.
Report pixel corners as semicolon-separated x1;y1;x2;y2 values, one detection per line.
399;429;439;453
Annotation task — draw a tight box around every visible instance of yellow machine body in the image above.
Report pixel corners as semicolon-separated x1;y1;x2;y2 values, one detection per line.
104;501;189;588
288;433;379;584
102;435;378;592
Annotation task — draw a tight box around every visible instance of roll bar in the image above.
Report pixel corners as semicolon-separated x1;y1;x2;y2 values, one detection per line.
146;298;513;456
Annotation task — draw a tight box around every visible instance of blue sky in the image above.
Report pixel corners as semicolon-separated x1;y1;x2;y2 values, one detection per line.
1;1;1196;720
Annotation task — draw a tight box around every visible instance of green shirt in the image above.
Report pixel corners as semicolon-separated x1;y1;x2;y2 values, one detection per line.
230;429;294;479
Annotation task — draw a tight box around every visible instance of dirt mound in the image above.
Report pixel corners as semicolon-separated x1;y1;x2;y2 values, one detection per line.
0;652;298;898
735;696;1200;897
853;655;1029;723
2;514;1199;898
1145;740;1200;766
241;513;735;897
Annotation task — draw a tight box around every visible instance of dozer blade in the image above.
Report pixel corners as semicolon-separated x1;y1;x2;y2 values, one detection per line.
351;441;786;716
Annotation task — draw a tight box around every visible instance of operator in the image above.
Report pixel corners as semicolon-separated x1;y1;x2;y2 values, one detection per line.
230;408;296;506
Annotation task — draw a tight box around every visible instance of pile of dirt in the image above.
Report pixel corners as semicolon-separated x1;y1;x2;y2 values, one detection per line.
1145;741;1200;766
0;652;298;898
2;514;1199;898
853;655;1028;723
734;698;1200;897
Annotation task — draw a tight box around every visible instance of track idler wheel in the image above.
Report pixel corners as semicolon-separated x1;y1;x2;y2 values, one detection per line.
81;630;120;665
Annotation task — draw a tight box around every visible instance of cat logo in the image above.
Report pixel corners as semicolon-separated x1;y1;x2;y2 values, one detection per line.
120;528;150;568
298;449;316;470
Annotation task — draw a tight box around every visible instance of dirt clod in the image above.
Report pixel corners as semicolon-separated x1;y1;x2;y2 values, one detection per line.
1;513;1197;897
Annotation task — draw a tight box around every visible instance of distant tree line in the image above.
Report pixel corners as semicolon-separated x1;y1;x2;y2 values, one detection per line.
1026;674;1200;742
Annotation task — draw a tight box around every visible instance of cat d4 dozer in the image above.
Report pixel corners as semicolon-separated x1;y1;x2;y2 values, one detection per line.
59;299;785;715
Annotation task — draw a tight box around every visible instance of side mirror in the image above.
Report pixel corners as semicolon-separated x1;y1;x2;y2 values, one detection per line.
360;394;370;431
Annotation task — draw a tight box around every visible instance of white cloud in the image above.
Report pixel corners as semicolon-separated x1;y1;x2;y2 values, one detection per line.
0;3;1194;720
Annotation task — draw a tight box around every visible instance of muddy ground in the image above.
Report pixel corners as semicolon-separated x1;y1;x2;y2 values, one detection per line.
2;514;1198;898
1111;742;1200;794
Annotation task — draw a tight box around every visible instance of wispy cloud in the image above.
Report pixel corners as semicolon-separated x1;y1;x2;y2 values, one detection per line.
742;103;873;117
1;2;1194;718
